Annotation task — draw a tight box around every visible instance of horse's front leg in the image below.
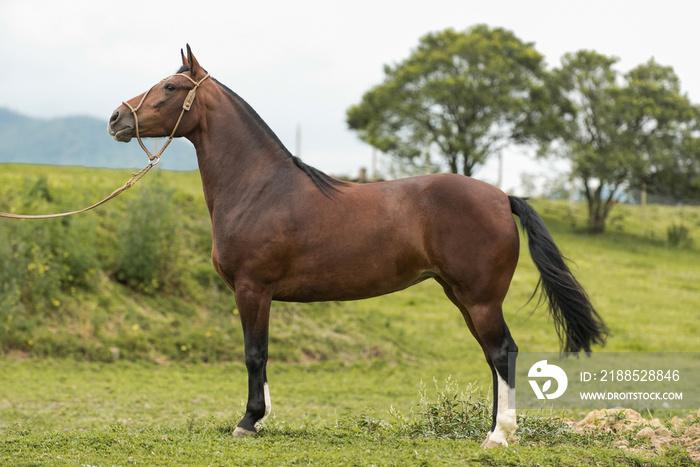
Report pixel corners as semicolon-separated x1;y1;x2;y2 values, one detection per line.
232;284;272;437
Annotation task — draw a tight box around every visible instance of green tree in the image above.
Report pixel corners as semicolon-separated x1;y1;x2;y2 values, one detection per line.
547;52;698;232
621;60;700;204
642;118;700;203
347;25;552;176
548;51;626;233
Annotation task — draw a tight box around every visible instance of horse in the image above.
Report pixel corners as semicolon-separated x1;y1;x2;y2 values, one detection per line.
108;45;607;447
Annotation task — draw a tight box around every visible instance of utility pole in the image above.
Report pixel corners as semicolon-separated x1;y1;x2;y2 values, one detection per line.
296;124;302;156
569;174;576;210
496;149;503;189
371;147;377;181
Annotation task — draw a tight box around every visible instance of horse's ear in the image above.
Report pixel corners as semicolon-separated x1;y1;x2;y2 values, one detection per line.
181;48;189;67
186;44;201;75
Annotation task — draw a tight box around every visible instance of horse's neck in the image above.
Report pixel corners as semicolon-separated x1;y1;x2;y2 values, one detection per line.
188;92;295;217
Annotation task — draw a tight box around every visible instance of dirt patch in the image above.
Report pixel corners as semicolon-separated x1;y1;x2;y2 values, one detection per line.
571;408;700;462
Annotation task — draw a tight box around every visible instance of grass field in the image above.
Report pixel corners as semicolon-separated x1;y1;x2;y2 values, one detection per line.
2;359;698;466
1;164;699;465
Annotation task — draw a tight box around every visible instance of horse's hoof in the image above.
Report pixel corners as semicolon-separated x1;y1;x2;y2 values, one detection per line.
232;426;258;438
481;438;506;448
481;433;508;448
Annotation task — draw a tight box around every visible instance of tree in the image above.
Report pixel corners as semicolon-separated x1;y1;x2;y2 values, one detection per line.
641;117;700;204
547;51;627;233
547;52;698;232
347;25;553;176
621;60;700;204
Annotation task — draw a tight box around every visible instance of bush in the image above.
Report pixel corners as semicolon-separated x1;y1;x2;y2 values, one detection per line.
0;176;99;312
667;223;693;248
113;179;183;294
0;176;101;354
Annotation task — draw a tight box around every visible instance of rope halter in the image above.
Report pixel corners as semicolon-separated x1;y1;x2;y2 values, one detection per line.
122;71;210;165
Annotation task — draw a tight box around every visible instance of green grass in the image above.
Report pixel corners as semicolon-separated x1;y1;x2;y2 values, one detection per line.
1;164;699;465
5;427;675;467
1;360;695;466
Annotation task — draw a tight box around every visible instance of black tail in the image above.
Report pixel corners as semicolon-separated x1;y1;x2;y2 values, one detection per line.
509;196;608;353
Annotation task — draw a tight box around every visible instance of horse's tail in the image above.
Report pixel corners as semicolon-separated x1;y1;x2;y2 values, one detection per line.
508;196;608;353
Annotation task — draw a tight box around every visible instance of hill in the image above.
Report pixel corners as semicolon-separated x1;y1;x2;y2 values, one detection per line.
0;108;198;170
0;164;698;364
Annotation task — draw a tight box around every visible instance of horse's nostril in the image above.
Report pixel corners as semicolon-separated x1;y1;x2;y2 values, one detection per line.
110;110;120;123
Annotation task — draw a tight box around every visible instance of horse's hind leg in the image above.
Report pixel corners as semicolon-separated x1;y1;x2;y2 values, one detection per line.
439;281;518;447
478;308;518;448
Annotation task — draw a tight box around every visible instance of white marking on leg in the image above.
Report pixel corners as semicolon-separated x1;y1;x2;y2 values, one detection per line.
486;372;517;447
259;382;272;424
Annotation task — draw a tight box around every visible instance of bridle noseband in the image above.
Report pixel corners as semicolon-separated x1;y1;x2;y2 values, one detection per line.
122;71;210;164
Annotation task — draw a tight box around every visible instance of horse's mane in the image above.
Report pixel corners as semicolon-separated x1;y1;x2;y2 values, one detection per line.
178;66;346;197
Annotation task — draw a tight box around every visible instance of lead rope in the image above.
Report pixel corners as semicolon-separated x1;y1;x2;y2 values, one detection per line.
0;73;209;220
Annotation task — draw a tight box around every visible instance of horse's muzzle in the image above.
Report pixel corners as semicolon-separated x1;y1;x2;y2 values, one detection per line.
108;107;135;142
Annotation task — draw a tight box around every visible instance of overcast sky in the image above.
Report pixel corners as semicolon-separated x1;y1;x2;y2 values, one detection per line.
1;0;699;192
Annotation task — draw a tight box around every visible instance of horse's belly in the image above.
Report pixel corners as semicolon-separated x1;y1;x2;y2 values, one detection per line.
273;270;434;302
272;243;434;302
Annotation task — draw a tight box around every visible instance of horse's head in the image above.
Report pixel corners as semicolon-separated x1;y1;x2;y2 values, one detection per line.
108;45;209;145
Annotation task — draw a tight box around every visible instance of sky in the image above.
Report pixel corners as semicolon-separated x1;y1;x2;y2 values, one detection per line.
2;0;700;193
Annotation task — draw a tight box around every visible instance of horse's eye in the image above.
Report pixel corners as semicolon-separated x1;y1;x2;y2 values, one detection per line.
164;83;177;92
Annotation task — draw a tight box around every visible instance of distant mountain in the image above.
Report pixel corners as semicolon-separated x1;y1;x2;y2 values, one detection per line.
0;108;198;170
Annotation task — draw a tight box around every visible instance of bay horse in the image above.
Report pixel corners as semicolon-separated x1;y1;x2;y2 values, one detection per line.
108;46;607;447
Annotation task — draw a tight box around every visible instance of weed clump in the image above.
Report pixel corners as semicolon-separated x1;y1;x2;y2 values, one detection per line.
403;377;491;440
349;377;613;448
667;223;693;248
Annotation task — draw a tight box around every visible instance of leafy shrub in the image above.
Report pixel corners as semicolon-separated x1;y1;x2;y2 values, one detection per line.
0;176;101;354
113;180;183;294
0;176;99;312
667;223;693;248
